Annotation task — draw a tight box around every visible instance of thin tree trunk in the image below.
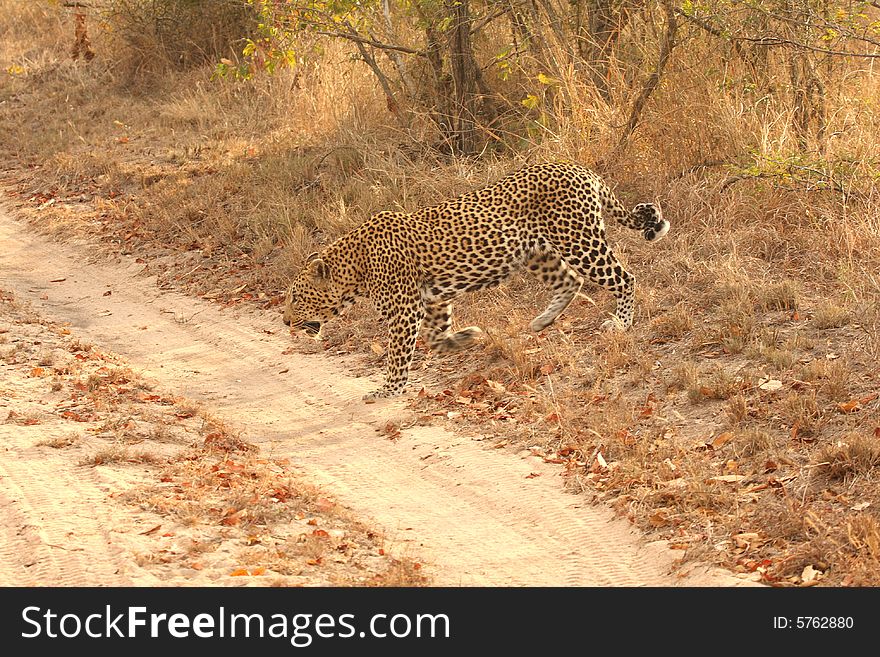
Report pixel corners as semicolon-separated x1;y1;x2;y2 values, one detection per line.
448;0;480;154
579;0;641;100
344;21;409;129
379;0;415;99
617;1;677;148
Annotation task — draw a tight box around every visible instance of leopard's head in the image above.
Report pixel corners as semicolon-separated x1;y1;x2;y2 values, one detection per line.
633;203;670;243
282;253;345;337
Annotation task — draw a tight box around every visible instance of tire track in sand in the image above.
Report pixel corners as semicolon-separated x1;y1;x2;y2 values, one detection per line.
0;425;137;586
0;209;755;586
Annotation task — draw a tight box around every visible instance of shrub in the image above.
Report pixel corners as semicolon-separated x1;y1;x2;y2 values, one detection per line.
104;0;256;72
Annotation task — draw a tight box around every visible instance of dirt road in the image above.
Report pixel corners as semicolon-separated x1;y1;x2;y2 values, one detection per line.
0;208;753;586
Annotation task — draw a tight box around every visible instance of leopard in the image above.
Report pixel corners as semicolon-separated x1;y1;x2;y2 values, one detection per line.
282;162;669;402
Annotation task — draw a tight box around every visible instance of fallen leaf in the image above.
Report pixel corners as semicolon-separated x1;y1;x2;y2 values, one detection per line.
618;429;638;447
250;567;266;576
837;399;861;413
539;363;555;375
312;529;330;538
734;532;761;549
230;568;249;577
710;431;734;450
486;379;506;393
103;290;112;297
370;342;384;355
801;564;822;584
50;278;66;283
139;524;162;536
525;472;541;479
29;367;44;377
315;497;335;512
851;501;871;511
648;510;669;527
591;450;608;472
378;421;401;440
708;474;746;483
769;474;797;487
759;378;783;392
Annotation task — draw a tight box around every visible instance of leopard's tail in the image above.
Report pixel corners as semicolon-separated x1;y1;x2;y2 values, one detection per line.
601;187;669;243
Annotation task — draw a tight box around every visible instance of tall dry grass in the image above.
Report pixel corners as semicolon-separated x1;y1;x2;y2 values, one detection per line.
2;1;879;585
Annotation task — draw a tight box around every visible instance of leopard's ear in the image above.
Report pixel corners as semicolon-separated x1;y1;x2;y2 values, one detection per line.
305;257;331;286
305;252;321;264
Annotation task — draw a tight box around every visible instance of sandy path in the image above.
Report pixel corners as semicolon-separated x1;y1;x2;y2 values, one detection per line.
0;208;752;586
0;427;142;586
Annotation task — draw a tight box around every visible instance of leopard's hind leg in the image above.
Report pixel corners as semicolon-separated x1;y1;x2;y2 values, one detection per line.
563;241;635;330
525;246;584;332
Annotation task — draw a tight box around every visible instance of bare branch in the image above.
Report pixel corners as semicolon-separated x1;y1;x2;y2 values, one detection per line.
727;34;880;59
676;7;880;59
314;30;426;57
674;8;724;38
470;6;509;35
338;19;409;129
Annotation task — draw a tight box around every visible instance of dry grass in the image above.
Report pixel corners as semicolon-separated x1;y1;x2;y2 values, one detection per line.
37;433;81;449
816;435;880;482
81;445;163;467
2;2;880;586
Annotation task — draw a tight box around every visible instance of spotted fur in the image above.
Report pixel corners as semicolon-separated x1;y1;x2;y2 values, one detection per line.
283;162;669;401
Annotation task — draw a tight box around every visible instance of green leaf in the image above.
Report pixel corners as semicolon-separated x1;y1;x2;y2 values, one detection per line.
521;94;540;110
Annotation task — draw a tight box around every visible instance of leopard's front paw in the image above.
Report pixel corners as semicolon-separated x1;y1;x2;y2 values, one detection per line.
362;386;402;403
